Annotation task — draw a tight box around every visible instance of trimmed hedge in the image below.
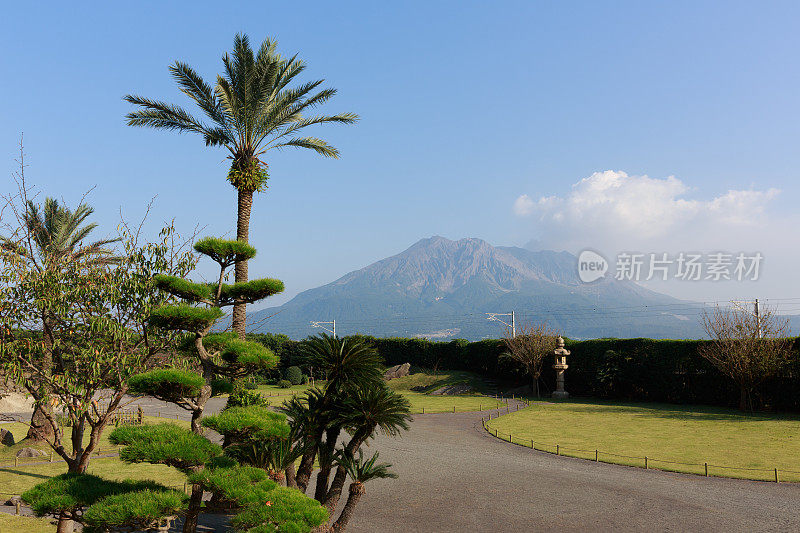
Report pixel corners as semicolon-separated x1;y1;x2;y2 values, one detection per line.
248;333;800;411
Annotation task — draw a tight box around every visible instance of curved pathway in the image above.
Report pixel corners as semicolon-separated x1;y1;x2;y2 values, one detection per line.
346;407;800;532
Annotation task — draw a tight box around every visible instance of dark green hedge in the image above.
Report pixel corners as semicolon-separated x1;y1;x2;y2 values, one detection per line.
248;333;800;412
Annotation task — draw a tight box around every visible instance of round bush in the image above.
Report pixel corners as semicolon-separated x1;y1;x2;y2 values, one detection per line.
277;380;292;389
285;366;303;385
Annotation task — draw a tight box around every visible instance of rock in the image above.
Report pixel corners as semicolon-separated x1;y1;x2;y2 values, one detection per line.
0;428;14;446
15;447;46;458
430;383;474;396
383;363;411;381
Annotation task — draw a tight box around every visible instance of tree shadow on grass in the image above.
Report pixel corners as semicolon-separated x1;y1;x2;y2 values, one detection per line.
0;468;50;480
533;398;800;423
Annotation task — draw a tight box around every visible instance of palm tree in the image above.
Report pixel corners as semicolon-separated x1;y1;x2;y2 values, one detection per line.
322;384;410;510
1;198;118;441
330;450;396;532
124;34;358;338
288;335;384;492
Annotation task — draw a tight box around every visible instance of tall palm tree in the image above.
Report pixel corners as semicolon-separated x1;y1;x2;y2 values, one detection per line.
330;450;396;532
1;198;118;441
124;34;358;338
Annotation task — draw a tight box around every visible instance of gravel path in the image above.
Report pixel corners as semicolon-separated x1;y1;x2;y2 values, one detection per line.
5;399;800;532
345;409;800;533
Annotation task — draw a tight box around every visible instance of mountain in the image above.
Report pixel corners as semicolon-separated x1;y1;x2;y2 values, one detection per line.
249;236;708;340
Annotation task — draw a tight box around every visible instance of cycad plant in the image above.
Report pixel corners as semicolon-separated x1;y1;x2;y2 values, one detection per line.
124;33;358;338
330;450;396;532
279;334;410;531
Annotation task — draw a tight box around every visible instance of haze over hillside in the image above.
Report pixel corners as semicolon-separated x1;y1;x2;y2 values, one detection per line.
249;236;711;340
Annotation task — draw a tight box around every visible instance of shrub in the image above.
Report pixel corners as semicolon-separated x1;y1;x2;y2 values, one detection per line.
277;380;292;389
243;381;258;390
227;389;269;409
285;366;303;385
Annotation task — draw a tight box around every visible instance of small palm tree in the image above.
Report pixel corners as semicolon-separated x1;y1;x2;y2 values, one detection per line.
2;198;118;268
331;450;396;532
1;198;117;442
124;34;358;338
300;334;384;396
323;384;410;509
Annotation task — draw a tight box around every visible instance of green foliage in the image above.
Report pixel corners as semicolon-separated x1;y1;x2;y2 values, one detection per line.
211;378;235;396
277;380;292;389
231;486;329;533
217;278;285;305
82;488;188;533
244;381;258;390
109;424;221;471
124;33;358;194
128;369;205;401
300;334;383;395
227;388;270;408
149;304;223;331
153;274;213;302
193;237;256;266
22;473;166;517
221;339;279;369
201;406;289;443
285;366;303;386
189;465;274;503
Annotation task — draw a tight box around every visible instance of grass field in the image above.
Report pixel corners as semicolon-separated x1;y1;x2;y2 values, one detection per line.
485;399;800;482
387;370;504;413
0;514;56;532
0;417;189;497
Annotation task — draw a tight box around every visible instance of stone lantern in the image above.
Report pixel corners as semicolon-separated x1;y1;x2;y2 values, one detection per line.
552;336;570;399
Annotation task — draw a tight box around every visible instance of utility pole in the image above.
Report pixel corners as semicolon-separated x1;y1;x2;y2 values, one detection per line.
486;312;515;338
310;320;336;337
731;299;762;339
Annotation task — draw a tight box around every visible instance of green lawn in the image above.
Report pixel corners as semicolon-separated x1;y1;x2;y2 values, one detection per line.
0;417;189;496
387;370;504;413
485;399;800;482
0;514;56;533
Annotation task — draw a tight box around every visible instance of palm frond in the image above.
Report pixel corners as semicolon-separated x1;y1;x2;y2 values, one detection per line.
124;95;208;135
274;137;340;158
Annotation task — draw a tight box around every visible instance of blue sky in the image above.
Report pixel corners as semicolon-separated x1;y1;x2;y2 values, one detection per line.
2;1;799;309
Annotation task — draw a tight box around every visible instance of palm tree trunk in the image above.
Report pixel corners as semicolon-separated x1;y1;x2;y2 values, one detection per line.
285;462;297;488
232;188;253;339
331;483;364;532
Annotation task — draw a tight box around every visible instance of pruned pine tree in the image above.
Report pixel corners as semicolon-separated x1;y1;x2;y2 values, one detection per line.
130;236;283;434
22;473;187;533
120;237;325;533
124;33;358;339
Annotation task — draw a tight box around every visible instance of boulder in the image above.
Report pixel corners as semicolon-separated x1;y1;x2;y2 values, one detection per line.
0;428;14;446
383;363;411;381
15;447;46;458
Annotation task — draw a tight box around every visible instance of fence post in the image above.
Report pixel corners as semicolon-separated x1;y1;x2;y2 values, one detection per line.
556;444;560;456
704;463;708;477
479;403;482;411
595;450;598;462
453;406;456;413
645;456;648;469
531;439;534;449
14;457;18;467
14;499;20;515
422;407;425;414
50;451;54;463
775;468;779;483
495;428;498;437
510;433;512;443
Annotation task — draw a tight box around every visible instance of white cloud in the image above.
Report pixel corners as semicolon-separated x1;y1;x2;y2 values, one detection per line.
515;170;779;243
513;194;535;216
513;170;795;302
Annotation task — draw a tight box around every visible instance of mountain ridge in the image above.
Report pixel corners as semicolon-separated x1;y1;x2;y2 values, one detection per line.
249;236;707;340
